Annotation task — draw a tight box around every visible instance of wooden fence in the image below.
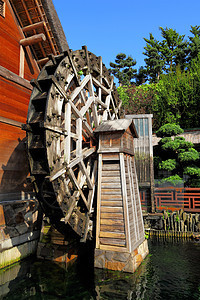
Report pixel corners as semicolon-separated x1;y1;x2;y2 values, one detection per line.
153;187;200;212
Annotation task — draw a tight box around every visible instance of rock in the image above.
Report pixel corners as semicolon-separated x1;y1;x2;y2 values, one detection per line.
15;223;28;235
113;252;130;262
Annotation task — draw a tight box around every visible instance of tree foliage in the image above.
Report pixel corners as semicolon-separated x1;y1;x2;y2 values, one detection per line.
154;123;200;187
111;25;200;131
118;56;200;130
109;53;137;85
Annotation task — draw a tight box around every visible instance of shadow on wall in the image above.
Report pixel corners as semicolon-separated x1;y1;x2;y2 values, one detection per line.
0;137;42;269
0;137;32;197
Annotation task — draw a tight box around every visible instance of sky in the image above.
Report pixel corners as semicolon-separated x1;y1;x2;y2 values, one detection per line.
53;0;200;72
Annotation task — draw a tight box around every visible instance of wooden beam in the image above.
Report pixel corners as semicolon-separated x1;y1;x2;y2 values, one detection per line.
69;75;90;102
37;57;49;65
0;116;22;128
92;77;110;95
0;66;32;90
80;96;95;116
120;153;131;252
79;161;93;189
82;45;90;74
20;33;46;47
96;154;102;248
67;168;89;209
22;21;45;32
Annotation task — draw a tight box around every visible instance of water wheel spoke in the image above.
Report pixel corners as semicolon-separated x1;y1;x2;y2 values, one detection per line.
27;48;121;239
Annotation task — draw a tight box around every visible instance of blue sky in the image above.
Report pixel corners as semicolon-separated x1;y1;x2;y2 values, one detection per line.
53;0;200;71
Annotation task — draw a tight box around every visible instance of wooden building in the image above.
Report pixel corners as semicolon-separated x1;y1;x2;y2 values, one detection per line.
0;0;70;269
0;0;68;203
94;119;148;273
125;114;155;212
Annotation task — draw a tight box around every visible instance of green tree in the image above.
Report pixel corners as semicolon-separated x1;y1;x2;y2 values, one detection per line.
154;123;200;187
135;66;148;85
159;27;188;71
143;27;188;82
117;83;157;116
188;25;200;63
143;33;164;82
109;53;137;85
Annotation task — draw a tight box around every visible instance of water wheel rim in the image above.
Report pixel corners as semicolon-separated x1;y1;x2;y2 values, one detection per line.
26;47;122;239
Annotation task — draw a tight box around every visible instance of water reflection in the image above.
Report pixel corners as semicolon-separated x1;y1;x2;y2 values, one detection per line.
0;239;200;299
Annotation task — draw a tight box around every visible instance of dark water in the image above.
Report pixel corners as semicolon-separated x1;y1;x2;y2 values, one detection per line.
0;239;200;299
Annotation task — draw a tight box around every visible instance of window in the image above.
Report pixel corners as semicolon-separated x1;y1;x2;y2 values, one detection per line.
0;0;5;18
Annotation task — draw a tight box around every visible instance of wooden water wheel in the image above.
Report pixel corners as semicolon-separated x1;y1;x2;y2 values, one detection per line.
25;46;122;241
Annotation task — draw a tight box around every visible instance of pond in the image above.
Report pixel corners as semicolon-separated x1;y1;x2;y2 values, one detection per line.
0;239;200;299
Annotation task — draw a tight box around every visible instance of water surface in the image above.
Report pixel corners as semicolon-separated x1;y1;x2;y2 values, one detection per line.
0;239;200;299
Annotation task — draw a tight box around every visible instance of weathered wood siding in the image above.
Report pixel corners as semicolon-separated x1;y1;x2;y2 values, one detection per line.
98;154;127;250
96;122;145;254
0;77;31;122
124;155;144;251
0;1;38;80
0;2;40;200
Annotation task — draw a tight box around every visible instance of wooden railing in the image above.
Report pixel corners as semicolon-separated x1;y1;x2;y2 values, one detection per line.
154;187;200;212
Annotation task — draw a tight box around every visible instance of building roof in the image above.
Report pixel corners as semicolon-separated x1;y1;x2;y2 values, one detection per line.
10;0;69;68
94;119;138;137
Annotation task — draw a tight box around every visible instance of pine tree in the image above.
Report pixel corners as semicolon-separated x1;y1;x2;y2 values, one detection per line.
143;33;164;82
188;25;200;63
154;123;200;187
109;53;137;85
159;27;188;71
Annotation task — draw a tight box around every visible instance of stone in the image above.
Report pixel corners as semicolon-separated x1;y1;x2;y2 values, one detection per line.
105;251;114;261
94;256;105;269
15;223;28;235
135;254;143;269
113;252;130;262
123;258;135;273
95;249;104;257
105;260;125;271
6;226;19;238
0;205;5;226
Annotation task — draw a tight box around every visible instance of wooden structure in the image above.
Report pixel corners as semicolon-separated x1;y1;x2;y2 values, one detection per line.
1;0;148;272
0;0;68;204
94;119;148;273
25;47;122;240
155;187;200;213
125;114;155;212
0;0;70;268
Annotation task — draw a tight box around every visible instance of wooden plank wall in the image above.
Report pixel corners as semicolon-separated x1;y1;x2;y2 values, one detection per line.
96;152;145;253
97;154;127;252
124;154;144;251
0;77;31;123
0;1;39;81
0;1;41;200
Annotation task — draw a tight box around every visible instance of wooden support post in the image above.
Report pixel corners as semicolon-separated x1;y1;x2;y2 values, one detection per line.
120;153;131;252
96;154;102;249
22;21;45;32
76;118;82;157
37;57;49;66
20;33;46;47
65;102;71;164
19;45;24;78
